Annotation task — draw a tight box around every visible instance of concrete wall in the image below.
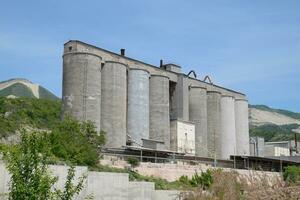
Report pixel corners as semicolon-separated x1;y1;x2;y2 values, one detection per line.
264;146;290;157
152;190;181;200
220;95;236;159
62;52;102;131
0;163;88;199
235;99;250;155
0;163;180;200
87;172;129;200
189;86;208;157
128;182;154;200
149;75;170;149
127;69;150;146
170;120;195;154
101;61;127;148
171;75;189;121
207;91;222;158
134;162;282;185
250;136;265;157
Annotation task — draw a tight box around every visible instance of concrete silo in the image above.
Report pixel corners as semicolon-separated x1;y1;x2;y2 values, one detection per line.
127;68;150;146
101;61;127;148
220;95;236;159
149;75;170;149
62;52;102;131
207;90;222;158
189;86;208;157
170;75;189;121
235;98;250;155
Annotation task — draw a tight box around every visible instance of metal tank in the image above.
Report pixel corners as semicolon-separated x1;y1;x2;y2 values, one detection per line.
101;61;127;148
149;75;170;149
127;68;150;146
220;95;236;159
189;86;208;157
62;52;102;131
206;90;222;158
235;98;250;155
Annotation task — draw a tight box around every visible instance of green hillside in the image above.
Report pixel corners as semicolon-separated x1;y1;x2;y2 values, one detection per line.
39;85;60;100
0;78;59;100
0;97;61;137
250;123;299;142
0;83;35;98
250;104;300;120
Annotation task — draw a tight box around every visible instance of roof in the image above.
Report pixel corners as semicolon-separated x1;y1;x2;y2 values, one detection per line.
65;40;246;96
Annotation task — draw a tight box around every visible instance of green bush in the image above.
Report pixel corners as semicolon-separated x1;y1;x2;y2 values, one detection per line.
283;166;300;185
2;131;85;200
49;117;105;167
0;97;61;137
0;97;106;167
126;157;140;168
178;175;190;185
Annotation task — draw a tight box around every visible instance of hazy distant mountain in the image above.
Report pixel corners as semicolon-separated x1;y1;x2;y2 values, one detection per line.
249;105;300;142
250;105;300;126
0;78;59;100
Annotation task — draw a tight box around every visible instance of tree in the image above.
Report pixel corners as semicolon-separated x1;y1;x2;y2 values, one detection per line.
3;130;86;200
49;117;105;166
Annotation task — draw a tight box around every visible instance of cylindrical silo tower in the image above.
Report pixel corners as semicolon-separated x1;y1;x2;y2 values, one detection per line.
127;68;150;146
207;90;222;158
149;75;170;149
235;98;250;155
62;52;102;131
220;95;236;159
101;61;127;148
189;86;208;157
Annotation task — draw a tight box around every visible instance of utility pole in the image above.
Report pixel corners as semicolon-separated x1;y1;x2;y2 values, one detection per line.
234;146;236;169
213;130;217;167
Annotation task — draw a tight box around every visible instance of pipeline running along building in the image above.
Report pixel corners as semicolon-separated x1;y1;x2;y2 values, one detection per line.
62;40;250;160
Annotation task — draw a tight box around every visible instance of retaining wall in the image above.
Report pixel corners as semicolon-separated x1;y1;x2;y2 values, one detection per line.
0;163;180;200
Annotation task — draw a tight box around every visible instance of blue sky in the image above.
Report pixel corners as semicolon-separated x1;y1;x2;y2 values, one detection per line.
1;0;300;112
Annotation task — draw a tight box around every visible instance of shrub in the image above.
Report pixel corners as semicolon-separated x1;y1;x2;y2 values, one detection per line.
126;156;140;168
3;130;86;200
0;97;61;138
283;166;300;185
49;117;105;167
178;175;190;185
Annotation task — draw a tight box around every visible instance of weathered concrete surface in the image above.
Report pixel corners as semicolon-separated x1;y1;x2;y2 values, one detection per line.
127;69;150;146
128;182;154;200
170;120;195;154
170;75;189;121
207;91;222;158
49;165;88;199
0;163;182;200
101;61;127;148
220;95;236;159
134;162;282;185
152;190;181;200
0;163;88;199
189;86;208;157
235;99;250;155
149;75;170;149
0;162;10;195
87;172;129;200
62;52;102;131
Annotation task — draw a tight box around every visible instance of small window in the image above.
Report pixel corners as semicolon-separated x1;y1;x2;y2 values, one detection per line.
69;46;72;51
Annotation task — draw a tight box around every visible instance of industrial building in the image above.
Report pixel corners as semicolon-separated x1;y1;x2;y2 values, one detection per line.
250;137;300;157
61;40;250;160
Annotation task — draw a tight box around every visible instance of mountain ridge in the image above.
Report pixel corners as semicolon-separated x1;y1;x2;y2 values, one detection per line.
0;78;59;101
